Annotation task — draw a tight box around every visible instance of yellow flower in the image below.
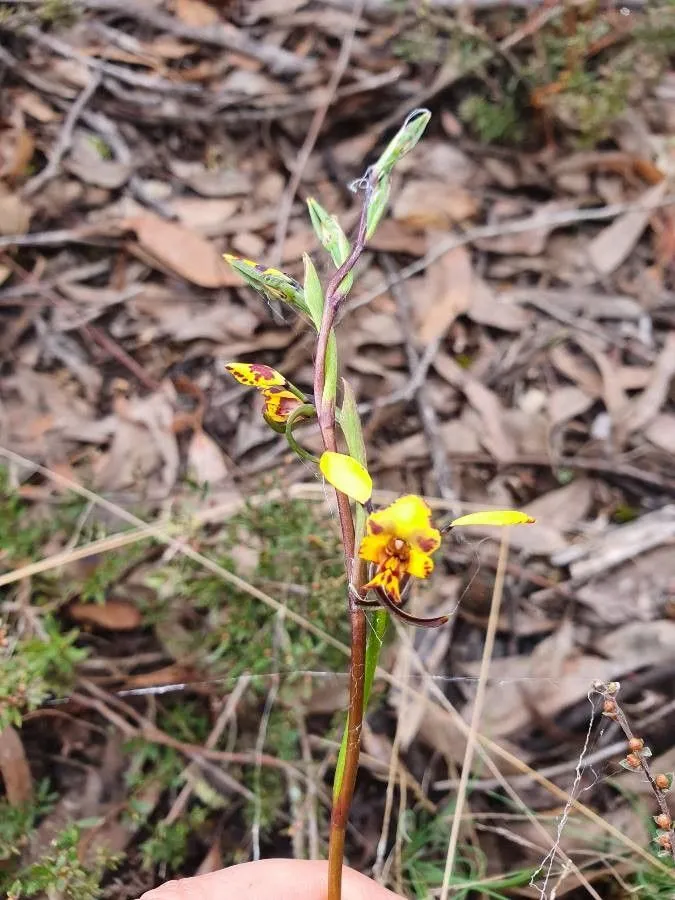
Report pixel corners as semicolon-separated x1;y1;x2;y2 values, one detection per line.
262;387;304;424
225;362;286;389
360;495;440;604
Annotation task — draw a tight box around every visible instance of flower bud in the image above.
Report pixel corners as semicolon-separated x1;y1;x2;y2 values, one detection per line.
624;753;641;769
654;814;672;830
628;737;644;752
656;833;672;850
603;699;617;716
655;773;672;790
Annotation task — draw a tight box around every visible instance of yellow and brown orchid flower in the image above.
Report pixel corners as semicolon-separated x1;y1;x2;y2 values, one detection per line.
319;451;534;628
225;363;310;432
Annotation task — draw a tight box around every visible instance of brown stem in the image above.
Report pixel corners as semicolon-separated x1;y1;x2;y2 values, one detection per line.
596;682;675;864
312;174;375;900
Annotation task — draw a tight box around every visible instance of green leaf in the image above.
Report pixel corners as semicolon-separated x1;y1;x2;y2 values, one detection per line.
338;379;367;468
332;610;388;800
371;108;431;180
302;253;324;331
306;198;353;294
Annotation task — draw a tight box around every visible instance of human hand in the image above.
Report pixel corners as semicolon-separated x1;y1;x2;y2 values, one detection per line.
140;859;406;900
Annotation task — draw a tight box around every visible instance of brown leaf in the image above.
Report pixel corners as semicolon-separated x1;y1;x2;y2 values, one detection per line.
467;279;532;332
645;413;675;453
417;243;473;345
69;600;142;630
618;332;675;437
0;726;33;805
175;0;220;26
65;132;132;189
0;188;32;235
122;214;238;288
587;180;667;276
393;179;478;230
433;353;518;462
547;386;595;429
168;197;239;234
188;429;228;486
170;159;252;198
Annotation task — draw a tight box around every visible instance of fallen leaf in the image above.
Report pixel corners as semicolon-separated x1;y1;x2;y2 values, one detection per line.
65;131;132;189
0;726;33;805
434;353;518;462
587;180;667;276
547;386;595;429
474;201;568;256
168;197;239;234
0;188;32;235
417;243;473;345
170;159;252;198
596;620;675;668
69;600;142;630
645;413;675;453
393;179;478;230
617;332;675;437
188;429;229;485
176;0;220;26
122;214;238;288
467;279;532;332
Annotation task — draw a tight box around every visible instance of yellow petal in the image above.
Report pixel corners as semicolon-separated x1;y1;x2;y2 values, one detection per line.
407;547;435;579
358;533;390;564
225;362;286;389
319;451;372;504
363;569;402;604
369;495;434;543
262;388;302;423
450;510;535;527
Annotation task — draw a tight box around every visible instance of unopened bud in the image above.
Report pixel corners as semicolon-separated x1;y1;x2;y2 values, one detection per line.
654;814;672;830
628;737;644;752
655;773;671;790
656;833;672;850
625;753;641;769
603;699;617;716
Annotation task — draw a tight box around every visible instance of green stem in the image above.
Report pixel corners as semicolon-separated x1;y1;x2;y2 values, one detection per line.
284;404;318;463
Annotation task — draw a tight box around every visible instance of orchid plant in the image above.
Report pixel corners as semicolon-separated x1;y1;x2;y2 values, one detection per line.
224;110;534;900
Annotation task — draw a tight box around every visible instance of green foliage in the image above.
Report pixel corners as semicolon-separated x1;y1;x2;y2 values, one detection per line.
140;807;208;871
401;804;535;899
3;823;120;900
0;781;56;864
0;616;87;729
459;93;525;146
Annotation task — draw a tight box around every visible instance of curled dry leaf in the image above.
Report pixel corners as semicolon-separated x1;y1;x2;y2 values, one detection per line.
69;599;142;630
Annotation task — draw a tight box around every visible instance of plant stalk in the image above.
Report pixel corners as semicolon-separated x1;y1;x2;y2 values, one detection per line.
312;177;375;900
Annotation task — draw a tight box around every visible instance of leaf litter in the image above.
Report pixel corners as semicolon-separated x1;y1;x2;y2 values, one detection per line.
1;1;675;896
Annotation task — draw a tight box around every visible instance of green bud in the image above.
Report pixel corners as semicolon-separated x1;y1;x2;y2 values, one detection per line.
371;108;431;180
365;175;391;240
307;197;353;295
224;254;309;316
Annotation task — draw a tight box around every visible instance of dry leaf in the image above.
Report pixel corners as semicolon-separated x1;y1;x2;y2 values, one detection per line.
618;332;675;437
547;386;595;429
170;159;252;198
69;600;142;630
123;214;238;288
0;189;32;235
175;0;220;26
645;413;675;453
434;353;518;462
65;131;132;189
467;279;531;332
0;726;33;805
587;180;667;275
168;197;239;234
188;429;228;485
393;179;478;229
417;243;473;345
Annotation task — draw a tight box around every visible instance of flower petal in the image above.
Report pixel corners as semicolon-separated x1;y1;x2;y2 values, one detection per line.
225;362;286;389
363;569;402;604
358;533;390;564
450;510;535;527
319;452;372;504
262;388;303;423
407;547;435;579
369;495;434;542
